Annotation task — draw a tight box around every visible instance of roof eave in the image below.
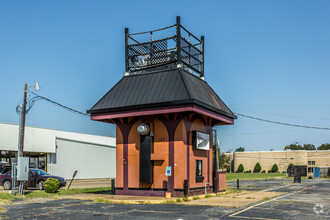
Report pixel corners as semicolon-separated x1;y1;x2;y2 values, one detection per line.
89;104;236;124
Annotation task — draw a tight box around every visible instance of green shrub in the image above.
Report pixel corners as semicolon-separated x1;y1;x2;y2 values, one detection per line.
261;170;266;173
237;164;244;173
271;164;279;173
308;175;313;179
44;178;60;193
192;195;200;200
205;194;212;198
254;163;262;173
268;170;271;173
176;198;183;203
165;199;176;204
288;163;294;168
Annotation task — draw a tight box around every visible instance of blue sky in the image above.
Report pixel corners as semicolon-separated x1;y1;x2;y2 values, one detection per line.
1;1;329;152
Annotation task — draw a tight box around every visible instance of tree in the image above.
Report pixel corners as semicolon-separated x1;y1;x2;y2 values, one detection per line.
284;144;303;150
287;163;294;174
318;143;330;150
235;147;245;152
237;164;244;173
253;162;262;173
303;144;316;150
271;164;279;173
219;153;230;171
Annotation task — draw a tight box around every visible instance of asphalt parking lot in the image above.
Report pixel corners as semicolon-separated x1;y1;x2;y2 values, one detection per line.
227;179;330;219
1;179;329;219
227;178;298;191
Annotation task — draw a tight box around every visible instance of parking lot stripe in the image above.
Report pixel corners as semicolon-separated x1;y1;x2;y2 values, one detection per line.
228;185;316;219
229;216;277;220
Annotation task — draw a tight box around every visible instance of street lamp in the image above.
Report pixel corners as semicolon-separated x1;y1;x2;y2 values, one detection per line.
16;82;41;195
17;83;41;157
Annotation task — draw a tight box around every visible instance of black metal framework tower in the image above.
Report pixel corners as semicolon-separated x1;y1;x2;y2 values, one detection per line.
125;16;205;78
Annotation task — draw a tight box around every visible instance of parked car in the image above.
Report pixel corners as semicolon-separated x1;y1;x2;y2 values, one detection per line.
0;163;11;174
0;168;66;190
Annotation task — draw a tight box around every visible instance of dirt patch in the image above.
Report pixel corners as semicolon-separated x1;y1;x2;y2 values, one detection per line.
60;194;166;204
58;189;282;207
65;179;112;189
184;191;282;207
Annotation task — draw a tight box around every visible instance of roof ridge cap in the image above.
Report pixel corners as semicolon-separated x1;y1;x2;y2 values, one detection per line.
179;68;235;117
179;68;207;83
204;80;235;116
178;69;193;100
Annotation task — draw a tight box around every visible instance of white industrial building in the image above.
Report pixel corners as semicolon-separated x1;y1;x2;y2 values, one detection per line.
0;122;116;179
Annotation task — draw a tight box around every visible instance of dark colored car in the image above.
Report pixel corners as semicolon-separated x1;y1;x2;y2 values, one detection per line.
0;164;11;175
0;168;66;190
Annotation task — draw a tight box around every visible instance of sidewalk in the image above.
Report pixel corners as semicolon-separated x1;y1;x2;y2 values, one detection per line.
59;189;282;207
60;194;166;204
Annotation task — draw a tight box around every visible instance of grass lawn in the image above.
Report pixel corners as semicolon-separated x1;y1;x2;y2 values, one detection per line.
0;187;111;204
226;173;286;181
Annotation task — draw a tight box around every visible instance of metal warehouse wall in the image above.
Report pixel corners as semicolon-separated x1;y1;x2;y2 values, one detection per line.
47;138;116;179
0;122;56;153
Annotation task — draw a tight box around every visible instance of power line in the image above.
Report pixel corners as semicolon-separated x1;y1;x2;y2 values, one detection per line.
21;92;330;130
28;91;89;118
221;129;301;136
234;112;330;131
232;108;330;121
234;156;330;159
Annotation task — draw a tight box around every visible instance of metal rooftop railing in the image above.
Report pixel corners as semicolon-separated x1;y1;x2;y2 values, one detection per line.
125;16;204;78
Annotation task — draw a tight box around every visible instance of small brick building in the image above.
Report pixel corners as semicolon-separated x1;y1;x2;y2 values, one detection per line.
88;17;236;196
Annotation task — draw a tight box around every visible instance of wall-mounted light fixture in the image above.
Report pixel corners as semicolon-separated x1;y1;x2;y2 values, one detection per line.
137;123;150;135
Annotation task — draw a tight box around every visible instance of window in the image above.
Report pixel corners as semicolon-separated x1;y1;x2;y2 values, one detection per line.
31;169;49;176
196;160;204;182
308;161;315;166
308;167;314;173
49;153;57;164
196;160;202;176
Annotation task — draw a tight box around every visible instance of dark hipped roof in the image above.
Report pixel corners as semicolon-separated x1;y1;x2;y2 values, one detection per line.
88;68;236;119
